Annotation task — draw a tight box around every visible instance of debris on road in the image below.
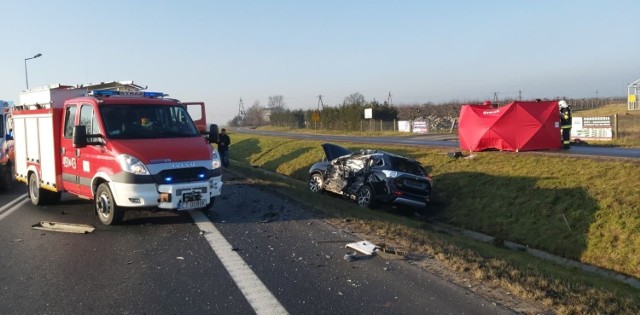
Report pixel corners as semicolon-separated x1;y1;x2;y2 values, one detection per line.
345;240;378;256
376;244;407;260
31;221;95;234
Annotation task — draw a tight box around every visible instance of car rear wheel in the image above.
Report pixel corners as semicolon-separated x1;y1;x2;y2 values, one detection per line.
309;173;324;193
357;185;377;209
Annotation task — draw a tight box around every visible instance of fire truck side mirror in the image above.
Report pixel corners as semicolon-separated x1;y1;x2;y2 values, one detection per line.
208;124;219;144
73;125;88;148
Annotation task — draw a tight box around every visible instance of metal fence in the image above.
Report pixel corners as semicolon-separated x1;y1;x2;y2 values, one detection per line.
300;118;458;133
616;114;640;139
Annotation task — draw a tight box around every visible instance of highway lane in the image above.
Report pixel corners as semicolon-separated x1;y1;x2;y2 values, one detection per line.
0;172;518;314
0;184;254;314
237;128;640;159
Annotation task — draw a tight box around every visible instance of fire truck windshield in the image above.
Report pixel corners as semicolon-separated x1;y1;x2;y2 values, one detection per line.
100;105;200;139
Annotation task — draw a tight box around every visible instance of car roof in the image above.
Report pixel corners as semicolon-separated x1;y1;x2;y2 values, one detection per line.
321;143;422;165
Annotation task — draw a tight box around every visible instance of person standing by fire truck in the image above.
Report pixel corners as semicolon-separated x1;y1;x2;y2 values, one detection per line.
218;128;231;168
559;100;572;149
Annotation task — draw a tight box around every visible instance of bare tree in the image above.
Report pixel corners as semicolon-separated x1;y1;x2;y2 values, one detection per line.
268;95;286;111
343;92;366;106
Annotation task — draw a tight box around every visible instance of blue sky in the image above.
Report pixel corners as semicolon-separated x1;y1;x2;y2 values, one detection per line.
1;0;638;124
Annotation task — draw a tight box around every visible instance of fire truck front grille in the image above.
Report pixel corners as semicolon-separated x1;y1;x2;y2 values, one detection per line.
154;167;210;184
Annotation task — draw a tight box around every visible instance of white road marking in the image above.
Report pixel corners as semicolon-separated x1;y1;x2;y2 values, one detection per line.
189;210;289;315
0;194;29;221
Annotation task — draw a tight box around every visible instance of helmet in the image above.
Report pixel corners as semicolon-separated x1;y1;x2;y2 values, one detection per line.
558;100;568;109
483;100;492;106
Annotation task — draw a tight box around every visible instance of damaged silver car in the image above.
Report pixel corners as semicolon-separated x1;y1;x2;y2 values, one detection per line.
308;143;433;209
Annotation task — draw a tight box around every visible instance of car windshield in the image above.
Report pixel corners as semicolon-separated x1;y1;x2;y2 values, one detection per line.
387;156;427;176
99;104;200;139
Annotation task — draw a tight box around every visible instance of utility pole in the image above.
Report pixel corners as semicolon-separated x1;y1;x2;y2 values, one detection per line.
387;92;393;106
518;90;522;101
317;95;325;110
493;91;500;103
595;90;599;98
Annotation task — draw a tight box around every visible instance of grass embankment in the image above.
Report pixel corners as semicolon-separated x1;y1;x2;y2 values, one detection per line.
227;132;639;314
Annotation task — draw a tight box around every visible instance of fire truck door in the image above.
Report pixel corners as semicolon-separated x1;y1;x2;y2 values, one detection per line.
60;105;83;194
183;102;206;134
61;104;98;198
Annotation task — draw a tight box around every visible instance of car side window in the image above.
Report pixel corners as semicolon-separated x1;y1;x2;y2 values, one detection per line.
371;158;383;168
63;105;77;139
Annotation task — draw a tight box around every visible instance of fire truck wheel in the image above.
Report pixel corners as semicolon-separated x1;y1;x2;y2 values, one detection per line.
28;173;45;205
95;183;124;225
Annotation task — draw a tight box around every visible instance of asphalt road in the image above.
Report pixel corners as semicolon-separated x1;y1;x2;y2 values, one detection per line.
0;172;516;314
236;128;640;159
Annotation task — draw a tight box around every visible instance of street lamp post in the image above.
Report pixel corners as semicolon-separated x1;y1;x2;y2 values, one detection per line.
24;53;42;90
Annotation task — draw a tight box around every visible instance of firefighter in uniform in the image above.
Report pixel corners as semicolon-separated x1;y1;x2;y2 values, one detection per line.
559;100;572;149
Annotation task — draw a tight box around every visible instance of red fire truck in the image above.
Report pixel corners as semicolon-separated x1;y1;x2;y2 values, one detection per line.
12;84;222;225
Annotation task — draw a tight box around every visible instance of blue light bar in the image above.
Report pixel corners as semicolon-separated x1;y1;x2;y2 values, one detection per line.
143;92;165;98
90;90;119;96
198;173;206;179
164;176;173;183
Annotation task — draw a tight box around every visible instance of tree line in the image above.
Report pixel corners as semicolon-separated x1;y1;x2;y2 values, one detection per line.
229;93;626;131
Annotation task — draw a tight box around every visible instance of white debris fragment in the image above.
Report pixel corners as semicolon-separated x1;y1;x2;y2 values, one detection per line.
345;240;378;256
31;221;95;234
177;257;185;260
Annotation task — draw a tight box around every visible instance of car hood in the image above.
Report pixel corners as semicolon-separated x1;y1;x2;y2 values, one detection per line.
321;143;353;161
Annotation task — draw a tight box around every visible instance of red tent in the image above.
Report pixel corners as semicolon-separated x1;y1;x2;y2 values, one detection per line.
458;101;561;152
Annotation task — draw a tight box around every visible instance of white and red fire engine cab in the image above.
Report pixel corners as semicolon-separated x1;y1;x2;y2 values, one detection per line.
12;84;222;225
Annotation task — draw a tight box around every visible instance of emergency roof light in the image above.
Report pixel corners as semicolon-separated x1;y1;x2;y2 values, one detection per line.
89;90;166;98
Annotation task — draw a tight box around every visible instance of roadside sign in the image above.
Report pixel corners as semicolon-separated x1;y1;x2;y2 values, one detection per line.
311;111;320;122
364;108;372;119
412;120;429;134
571;116;612;141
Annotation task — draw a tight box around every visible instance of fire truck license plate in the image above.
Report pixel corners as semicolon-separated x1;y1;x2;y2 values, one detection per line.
178;199;206;210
